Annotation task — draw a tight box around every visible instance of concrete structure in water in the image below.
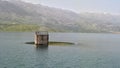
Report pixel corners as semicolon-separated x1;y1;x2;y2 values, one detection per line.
34;31;49;47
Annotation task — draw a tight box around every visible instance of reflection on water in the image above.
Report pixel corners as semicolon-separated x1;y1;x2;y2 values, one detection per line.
34;46;49;68
35;46;48;52
36;45;48;49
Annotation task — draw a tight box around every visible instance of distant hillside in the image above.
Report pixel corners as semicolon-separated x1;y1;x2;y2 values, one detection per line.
0;0;120;32
79;13;120;32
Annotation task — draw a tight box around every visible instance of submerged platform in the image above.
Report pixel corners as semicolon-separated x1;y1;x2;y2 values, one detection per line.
25;41;74;46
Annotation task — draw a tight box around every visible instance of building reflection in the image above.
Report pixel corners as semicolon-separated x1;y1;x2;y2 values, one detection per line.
34;45;49;68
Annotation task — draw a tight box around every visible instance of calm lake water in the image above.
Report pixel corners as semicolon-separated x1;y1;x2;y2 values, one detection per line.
0;32;120;68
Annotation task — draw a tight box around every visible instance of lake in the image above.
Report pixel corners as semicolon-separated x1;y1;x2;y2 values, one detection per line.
0;32;120;68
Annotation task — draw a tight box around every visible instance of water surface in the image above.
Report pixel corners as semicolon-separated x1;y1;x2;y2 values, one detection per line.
0;32;120;68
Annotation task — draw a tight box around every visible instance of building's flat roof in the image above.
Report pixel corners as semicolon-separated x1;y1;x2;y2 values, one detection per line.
35;31;48;35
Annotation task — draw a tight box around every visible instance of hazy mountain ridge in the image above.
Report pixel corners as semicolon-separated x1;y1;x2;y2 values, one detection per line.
79;13;120;32
0;0;120;32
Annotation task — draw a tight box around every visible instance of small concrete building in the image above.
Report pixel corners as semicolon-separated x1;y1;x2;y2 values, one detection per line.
34;31;49;46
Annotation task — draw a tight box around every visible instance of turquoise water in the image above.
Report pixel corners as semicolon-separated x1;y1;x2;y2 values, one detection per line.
0;32;120;68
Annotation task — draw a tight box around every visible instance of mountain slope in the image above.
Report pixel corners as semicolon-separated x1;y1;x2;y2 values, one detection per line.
0;0;120;32
0;0;81;32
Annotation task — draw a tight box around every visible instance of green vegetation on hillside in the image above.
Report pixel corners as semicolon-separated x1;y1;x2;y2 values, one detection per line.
0;24;39;32
0;24;62;32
